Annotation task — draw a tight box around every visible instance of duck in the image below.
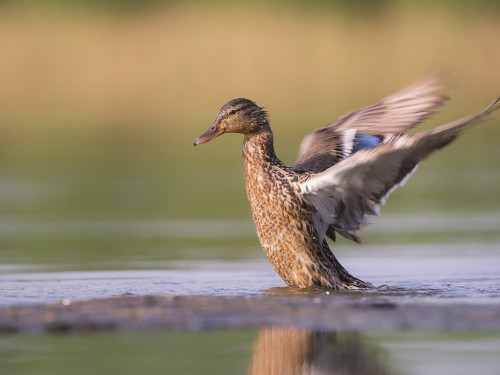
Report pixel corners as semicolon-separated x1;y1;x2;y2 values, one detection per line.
193;79;499;290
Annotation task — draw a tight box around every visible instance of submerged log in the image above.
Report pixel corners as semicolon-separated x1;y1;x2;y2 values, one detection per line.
1;294;500;333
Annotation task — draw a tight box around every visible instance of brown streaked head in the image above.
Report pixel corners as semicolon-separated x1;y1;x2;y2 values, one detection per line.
193;98;268;146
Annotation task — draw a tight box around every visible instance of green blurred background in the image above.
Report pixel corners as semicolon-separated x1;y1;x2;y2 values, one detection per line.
0;0;499;265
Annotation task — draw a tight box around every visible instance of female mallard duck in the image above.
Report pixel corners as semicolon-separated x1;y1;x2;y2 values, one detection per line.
194;79;499;290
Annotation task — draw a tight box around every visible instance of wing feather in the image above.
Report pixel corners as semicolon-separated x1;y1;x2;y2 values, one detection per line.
300;98;499;243
294;78;448;173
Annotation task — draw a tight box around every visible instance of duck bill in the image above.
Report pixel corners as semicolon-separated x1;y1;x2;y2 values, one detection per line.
193;126;223;146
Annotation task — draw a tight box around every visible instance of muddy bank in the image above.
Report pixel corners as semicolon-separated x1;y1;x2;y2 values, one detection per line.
1;294;500;333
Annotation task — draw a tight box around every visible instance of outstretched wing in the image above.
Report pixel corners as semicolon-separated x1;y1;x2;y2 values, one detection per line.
294;78;448;173
299;98;499;243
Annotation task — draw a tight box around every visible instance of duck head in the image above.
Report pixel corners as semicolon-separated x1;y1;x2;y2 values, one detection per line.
193;98;268;146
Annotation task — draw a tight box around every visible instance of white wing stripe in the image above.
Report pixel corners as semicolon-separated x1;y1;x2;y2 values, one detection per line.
341;129;357;159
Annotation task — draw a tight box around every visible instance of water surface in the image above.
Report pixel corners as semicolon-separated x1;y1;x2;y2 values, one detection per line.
1;329;499;375
1;240;499;307
1;215;499;375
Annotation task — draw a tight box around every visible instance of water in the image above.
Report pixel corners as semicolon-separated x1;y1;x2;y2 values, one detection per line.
1;215;500;374
1;329;499;375
1;241;500;307
0;262;278;307
0;122;492;371
0;217;498;308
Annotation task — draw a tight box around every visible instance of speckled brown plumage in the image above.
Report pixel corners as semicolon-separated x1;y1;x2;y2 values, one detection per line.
194;81;499;290
242;128;369;289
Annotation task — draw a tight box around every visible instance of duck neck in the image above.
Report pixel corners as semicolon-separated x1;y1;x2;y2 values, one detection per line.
242;125;281;166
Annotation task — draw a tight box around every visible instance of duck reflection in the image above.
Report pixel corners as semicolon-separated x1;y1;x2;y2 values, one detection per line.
249;326;389;375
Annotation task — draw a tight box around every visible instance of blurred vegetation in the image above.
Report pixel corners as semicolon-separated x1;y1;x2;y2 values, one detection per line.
0;1;498;241
1;0;500;14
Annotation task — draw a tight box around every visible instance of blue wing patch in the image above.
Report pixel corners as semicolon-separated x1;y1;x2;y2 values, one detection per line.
352;134;383;153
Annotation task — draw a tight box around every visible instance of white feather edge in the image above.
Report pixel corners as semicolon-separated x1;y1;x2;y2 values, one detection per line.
299;138;419;241
379;165;418;206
